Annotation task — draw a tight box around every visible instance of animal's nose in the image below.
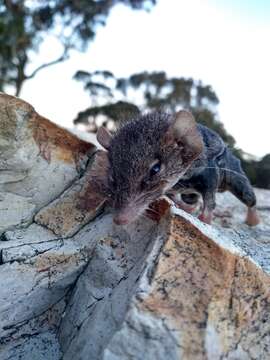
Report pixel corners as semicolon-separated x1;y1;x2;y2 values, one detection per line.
113;213;130;225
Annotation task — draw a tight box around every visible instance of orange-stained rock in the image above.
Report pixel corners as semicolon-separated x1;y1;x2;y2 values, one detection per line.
102;209;270;360
30;112;95;167
146;197;171;222
35;151;108;237
0;93;96;234
77;150;109;212
138;216;270;359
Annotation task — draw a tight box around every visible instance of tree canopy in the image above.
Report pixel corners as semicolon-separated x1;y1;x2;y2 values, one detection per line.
0;0;156;95
74;70;236;147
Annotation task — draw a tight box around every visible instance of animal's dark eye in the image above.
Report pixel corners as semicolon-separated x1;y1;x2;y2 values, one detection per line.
150;161;161;177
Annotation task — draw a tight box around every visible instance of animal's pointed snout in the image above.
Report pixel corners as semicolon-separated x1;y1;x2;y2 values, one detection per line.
113;213;130;225
113;204;142;225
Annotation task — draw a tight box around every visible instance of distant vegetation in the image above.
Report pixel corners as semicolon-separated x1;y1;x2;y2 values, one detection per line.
0;0;155;95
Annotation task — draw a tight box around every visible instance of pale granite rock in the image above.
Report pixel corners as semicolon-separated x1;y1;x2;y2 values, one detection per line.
58;206;270;360
35;150;108;237
0;93;95;235
0;93;270;360
0;94;102;357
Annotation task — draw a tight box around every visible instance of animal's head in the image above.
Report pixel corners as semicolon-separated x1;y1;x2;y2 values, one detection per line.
97;110;203;225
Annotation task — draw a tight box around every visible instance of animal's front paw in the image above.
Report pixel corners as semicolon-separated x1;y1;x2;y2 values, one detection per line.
173;200;198;214
198;210;213;224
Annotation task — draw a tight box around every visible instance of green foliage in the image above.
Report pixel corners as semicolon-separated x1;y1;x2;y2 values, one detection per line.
74;100;140;129
240;154;270;189
0;1;33;94
73;70;115;102
116;71;219;111
241;159;258;186
0;0;156;95
255;154;270;189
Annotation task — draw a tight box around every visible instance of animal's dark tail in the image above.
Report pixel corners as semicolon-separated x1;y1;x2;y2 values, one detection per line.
223;150;256;208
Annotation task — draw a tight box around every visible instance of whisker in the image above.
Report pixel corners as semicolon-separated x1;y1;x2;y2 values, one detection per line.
146;207;160;215
193;166;248;180
141;212;150;219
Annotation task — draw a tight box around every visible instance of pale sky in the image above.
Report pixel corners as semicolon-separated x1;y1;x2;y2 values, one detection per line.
17;0;270;157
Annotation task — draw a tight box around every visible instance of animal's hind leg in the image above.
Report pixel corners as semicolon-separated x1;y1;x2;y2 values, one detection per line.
225;160;260;226
198;190;216;224
197;167;219;225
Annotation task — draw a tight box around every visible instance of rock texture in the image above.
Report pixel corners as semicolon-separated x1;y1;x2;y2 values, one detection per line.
0;93;270;360
0;93;95;235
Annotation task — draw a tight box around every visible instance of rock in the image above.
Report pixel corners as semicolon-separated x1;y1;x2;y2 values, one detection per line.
1;331;62;360
35;150;108;237
0;192;36;234
103;212;270;360
58;207;270;360
0;94;103;355
212;188;270;230
58;213;168;360
0;93;95;235
0;225;96;340
0;94;270;360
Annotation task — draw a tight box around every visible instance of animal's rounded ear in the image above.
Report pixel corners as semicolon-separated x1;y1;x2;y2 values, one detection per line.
172;110;204;161
96;126;112;150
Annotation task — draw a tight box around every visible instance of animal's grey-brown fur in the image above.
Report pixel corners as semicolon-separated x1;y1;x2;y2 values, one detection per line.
97;111;259;226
